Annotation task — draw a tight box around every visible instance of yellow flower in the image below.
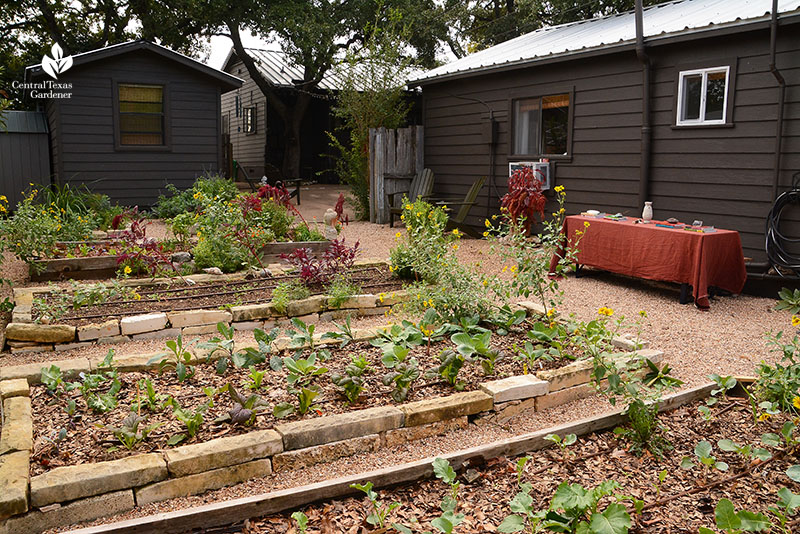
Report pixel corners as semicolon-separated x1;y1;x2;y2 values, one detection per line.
510;265;517;273
793;396;800;410
554;185;565;193
395;231;402;239
482;279;488;287
639;310;648;318
442;205;448;210
123;266;132;275
483;231;489;237
502;265;508;273
758;413;771;422
405;204;412;210
492;214;498;220
584;221;591;228
451;229;460;237
0;195;6;201
598;306;614;317
547;308;556;317
559;208;565;214
485;219;491;228
792;315;800;328
379;293;386;303
452;244;459;251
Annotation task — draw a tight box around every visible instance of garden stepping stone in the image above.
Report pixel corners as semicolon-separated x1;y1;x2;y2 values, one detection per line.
136;459;272;506
77;319;120;341
275;406;404;451
5;323;75;343
400;391;493;427
119;313;168;336
0;451;30;519
30;453;167;507
0;397;33;455
165;430;283;477
481;375;549;403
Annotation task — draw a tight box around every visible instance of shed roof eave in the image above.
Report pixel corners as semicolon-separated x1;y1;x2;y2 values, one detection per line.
409;12;800;88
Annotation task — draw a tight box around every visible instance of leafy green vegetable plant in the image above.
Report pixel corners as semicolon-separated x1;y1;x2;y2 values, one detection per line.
149;335;196;382
430;458;464;533
776;287;800;314
698;498;771;534
273;353;328;418
350;481;401;529
227;384;269;426
168;400;208;445
717;438;772;462
451;330;503;375
708;374;738;406
383;358;420;402
768;487;800;534
681;440;729;482
105;413;161;450
131;378;170;413
488;304;527;336
544;433;577;461
320;315;357;348
427;349;467;390
291;511;309;534
331;354;370;403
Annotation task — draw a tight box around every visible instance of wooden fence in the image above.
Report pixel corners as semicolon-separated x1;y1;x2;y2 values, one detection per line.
368;126;423;224
0;111;51;207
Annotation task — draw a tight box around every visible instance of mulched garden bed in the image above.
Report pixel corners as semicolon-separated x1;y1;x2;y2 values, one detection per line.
32;266;403;326
29;323;576;476
247;397;800;533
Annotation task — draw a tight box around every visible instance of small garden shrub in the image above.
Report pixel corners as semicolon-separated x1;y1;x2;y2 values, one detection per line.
390;197;491;321
327;274;362;309
193;235;248;273
271;279;311;314
153;174;239;219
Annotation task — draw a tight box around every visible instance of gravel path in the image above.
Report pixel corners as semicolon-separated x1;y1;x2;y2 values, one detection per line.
3;187;792;532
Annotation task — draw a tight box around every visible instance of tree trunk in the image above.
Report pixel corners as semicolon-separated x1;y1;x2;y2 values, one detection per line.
281;91;312;179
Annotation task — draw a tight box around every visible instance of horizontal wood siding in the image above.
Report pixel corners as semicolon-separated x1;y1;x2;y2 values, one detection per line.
221;58;267;178
49;49;226;206
0;132;51;206
421;25;800;263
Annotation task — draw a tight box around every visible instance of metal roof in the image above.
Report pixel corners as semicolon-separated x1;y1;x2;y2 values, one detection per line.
410;0;800;85
1;110;48;134
27;40;243;91
227;48;421;91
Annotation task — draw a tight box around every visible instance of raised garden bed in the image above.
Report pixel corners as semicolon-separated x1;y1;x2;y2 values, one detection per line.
0;308;661;533
29;240;331;282
7;261;399;351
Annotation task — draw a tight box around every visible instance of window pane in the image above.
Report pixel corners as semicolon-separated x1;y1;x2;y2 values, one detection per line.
121;133;163;145
119;101;162;113
119;85;163;103
681;74;702;121
705;71;726;121
120;114;163;133
513;99;539;155
541;93;569;155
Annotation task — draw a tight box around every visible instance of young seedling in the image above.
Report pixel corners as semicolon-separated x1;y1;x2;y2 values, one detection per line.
371;322;424;355
768;487;800;534
167;400;208;445
515;456;532;487
149;335;196;382
718;438;772;462
131;378;170;413
226;384;269;426
350;481;401;529
489;304;527;336
762;421;800;450
287;317;316;355
451;330;503;375
707;374;738;406
698;498;771;534
698;404;715;422
544;432;577;461
382;344;411;369
514;340;555;374
331;354;370;404
383;358;420;402
320;315;357;348
105;413;161;450
247;367;267;390
681;440;729;483
654;469;668;500
273;353;328;418
426;349;467;390
290;511;309;534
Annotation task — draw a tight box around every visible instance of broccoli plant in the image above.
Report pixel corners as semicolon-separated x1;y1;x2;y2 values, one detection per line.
273;353;328;418
681;440;729;482
383;358;420;402
451;330;503;375
698;499;770;534
426;349;467;390
488;304;527;336
149;335;196;382
350;481;402;529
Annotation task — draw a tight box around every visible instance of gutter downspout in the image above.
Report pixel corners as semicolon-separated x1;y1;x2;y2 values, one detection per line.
770;0;786;200
635;0;652;209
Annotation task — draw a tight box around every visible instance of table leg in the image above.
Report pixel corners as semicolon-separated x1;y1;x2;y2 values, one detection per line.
575;264;584;278
679;283;692;305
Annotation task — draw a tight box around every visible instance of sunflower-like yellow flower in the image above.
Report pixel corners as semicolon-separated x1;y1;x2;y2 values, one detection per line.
554;185;565;193
584;221;591;228
123;265;132;275
793;396;800;410
547;308;556;317
598;306;614;317
792;315;800;328
395;231;402;239
485;219;491;228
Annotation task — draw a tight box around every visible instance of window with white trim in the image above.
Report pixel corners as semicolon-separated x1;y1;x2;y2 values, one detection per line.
676;66;729;125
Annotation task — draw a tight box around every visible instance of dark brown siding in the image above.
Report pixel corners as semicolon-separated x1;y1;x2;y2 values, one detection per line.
221;58;268;178
48;49;225;206
420;25;800;263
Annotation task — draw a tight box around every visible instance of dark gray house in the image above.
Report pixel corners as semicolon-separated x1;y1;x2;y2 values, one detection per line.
409;0;800;265
25;40;242;206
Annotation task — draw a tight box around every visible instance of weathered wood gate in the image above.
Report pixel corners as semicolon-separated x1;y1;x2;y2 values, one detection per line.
368;126;423;224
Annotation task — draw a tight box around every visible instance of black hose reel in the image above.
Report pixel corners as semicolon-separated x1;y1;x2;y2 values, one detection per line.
766;171;800;276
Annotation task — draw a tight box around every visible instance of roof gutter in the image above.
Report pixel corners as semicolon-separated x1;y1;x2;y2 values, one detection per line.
635;0;652;210
770;0;786;200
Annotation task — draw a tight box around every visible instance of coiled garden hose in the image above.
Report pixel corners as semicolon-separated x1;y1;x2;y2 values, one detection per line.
766;171;800;276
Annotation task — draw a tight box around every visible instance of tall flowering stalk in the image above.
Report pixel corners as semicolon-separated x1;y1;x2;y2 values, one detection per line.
487;185;585;316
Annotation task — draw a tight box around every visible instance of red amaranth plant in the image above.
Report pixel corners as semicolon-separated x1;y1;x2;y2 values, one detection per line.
116;209;183;280
280;238;360;286
501;166;547;233
257;183;307;225
334;193;349;226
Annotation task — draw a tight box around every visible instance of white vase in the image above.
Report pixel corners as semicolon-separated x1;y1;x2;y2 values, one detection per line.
642;202;653;223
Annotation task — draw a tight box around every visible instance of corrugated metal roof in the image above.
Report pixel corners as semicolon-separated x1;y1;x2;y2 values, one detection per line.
411;0;800;84
1;110;48;134
242;48;420;91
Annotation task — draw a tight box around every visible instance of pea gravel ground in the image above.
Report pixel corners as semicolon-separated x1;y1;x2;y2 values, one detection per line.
1;185;792;531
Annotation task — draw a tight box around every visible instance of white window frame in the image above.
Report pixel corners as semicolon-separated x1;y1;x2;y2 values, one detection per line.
676;66;730;126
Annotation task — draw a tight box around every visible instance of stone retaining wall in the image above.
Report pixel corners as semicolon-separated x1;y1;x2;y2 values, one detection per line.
0;306;662;533
5;260;401;353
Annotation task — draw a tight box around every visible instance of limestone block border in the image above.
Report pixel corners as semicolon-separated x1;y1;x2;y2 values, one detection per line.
0;307;664;533
6;260;403;351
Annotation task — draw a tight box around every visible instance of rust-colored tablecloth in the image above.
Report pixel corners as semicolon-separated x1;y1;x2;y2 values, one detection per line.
549;215;747;308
